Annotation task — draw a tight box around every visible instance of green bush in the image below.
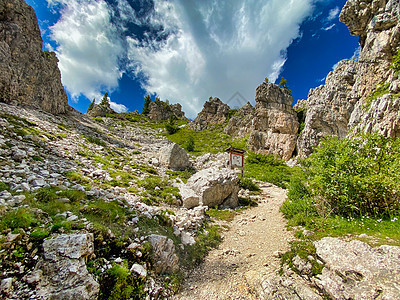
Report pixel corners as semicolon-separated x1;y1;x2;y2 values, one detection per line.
184;136;195;152
1;208;36;230
36;187;58;203
303;133;400;217
30;229;50;241
238;178;260;192
0;181;9;192
165;122;179;135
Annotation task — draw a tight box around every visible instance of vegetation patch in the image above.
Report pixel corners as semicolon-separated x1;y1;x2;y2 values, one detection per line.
281;133;400;246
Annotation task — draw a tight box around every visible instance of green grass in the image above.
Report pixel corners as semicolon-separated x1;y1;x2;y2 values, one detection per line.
138;176;181;205
244;152;298;188
65;171;91;185
0;208;37;230
207;208;237;222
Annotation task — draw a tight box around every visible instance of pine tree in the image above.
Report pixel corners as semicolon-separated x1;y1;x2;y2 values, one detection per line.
142;95;151;115
100;92;109;107
87;98;95;112
279;77;287;87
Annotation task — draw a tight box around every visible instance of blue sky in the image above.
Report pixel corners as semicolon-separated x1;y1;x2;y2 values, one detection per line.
26;0;358;118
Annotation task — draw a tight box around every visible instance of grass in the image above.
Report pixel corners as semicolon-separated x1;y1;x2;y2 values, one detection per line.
244;152;298;188
138;176;181;205
207;208;237;222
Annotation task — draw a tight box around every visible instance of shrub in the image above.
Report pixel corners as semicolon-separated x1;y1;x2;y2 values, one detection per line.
30;229;50;242
0;181;9;192
303;133;400;217
1;208;36;230
36;187;58;203
238;178;260;192
142;95;151;115
184;136;195;152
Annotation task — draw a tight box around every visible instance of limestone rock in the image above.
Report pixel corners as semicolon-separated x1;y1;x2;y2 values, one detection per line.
314;237;400;299
86;101;116;118
248;83;299;160
297;60;359;156
190;97;230;131
148;234;179;274
0;0;69;114
185;167;239;208
224;102;256;137
12;149;27;162
35;233;99;300
130;264;147;278
297;0;400;156
179;185;200;209
148;99;187;121
159;143;191;171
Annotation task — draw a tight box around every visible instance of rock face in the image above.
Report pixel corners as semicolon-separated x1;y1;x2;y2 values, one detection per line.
0;0;69;114
248;83;299;160
297;0;400;156
224;102;256;137
182;167;239;208
314;237;400;299
259;237;400;299
190;97;230;131
159;143;191;170
35;233;99;300
147;234;179;274
148;100;187;121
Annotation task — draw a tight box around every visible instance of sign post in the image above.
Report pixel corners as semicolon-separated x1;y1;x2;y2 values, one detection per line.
225;147;246;177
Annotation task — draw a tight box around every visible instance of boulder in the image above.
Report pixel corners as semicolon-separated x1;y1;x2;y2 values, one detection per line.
34;233;99;300
313;237;400;299
159;143;191;170
147;234;179;274
189;97;230;131
0;0;69;114
86;102;116;118
179;185;200;209
185;167;239;208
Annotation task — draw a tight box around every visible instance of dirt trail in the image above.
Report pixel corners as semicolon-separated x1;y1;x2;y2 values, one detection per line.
173;183;294;299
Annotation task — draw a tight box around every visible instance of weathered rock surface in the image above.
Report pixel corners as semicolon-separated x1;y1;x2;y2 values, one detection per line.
190;97;230;131
148;234;179;274
35;233;99;300
184;167;239;208
86;101;116;118
159;143;191;170
0;0;69;114
297;0;400;156
314;237;400;299
260;237;400;299
248;83;299;160
148;100;187;121
224;102;256;137
297;60;359;156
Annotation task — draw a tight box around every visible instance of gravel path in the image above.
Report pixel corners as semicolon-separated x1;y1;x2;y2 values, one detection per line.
173;183;294;299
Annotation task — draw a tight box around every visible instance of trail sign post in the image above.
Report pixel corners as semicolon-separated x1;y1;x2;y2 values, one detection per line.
226;147;245;177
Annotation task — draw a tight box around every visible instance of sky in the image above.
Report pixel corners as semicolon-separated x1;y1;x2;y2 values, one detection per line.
25;0;359;119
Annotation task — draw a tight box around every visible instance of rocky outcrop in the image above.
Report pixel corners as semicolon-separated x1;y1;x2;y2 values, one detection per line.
189;97;230;131
224;102;256;137
148;100;187;121
297;60;359;156
34;233;99;299
297;0;400;156
0;0;69;114
248;83;299;160
159;143;191;171
182;167;239;208
259;237;400;299
314;237;400;299
86;102;116;118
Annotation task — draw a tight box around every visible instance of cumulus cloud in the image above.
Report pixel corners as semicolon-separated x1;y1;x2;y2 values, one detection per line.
48;0;126;111
126;0;314;117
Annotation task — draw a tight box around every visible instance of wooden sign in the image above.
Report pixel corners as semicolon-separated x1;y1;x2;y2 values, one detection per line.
225;147;245;169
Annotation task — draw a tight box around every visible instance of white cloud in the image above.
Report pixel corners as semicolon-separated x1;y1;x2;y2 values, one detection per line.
48;0;125;105
332;61;339;70
322;23;336;31
127;0;315;118
351;46;361;61
327;6;340;21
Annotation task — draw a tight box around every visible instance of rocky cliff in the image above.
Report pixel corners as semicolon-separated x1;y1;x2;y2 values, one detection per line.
148;99;187;121
297;0;400;156
189;97;230;131
0;0;68;114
